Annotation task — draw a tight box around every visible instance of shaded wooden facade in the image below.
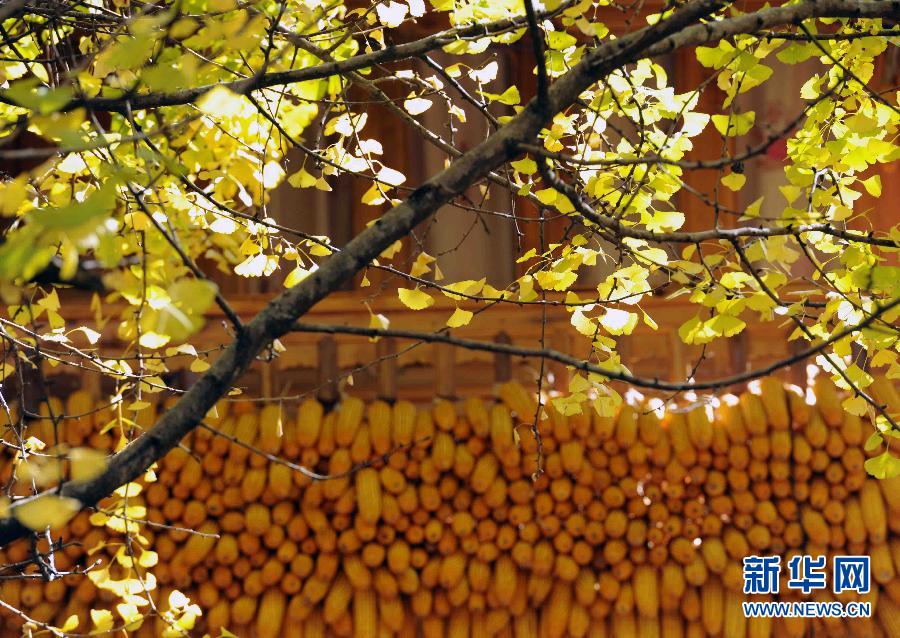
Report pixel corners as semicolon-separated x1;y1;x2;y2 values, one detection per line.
3;5;897;407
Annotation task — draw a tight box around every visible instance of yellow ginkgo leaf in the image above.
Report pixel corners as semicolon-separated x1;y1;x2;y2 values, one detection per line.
58;614;79;633
410;252;435;278
861;175;882;197
19;457;63;488
482;85;520;106
600;309;638;335
169;589;191;610
288;168;317;189
190;358;211;373
196;86;246;118
380;240;402;260
309;242;332;257
138;331;170;349
14;494;81;531
138;549;159;568
721;172;746;191
117;602;142;625
446;307;473;328
69;447;108;483
369;311;390;332
140;375;167;394
91;608;114;632
375;0;408;27
403;97;432;115
711;111;755;136
398;288;433;310
284;266;311;289
377;166;406;186
114;482;143;498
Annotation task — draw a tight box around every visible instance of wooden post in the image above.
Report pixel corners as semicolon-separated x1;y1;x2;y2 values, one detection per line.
80;365;102;400
674;47;737;232
789;338;808;388
494;331;512;383
671;336;685;386
261;360;273;401
317;337;339;404
376;338;398;401
547;331;570;393
729;330;749;393
434;343;455;399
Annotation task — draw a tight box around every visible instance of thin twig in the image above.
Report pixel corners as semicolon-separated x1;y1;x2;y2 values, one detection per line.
292;299;899;392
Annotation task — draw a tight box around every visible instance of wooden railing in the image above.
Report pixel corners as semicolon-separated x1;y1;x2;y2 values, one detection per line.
45;290;805;406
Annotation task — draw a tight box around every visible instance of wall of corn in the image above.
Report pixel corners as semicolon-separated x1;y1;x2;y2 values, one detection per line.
0;376;899;637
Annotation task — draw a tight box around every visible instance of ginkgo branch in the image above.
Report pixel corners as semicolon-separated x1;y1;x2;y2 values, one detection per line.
291;298;899;392
730;238;899;431
0;0;896;550
0;3;574;114
516;85;830;170
579;207;898;247
127;186;245;334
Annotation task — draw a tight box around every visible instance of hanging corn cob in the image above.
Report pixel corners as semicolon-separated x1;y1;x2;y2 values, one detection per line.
0;377;897;637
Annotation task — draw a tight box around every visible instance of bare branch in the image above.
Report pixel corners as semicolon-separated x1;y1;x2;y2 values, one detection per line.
290;298;899;392
756;28;900;40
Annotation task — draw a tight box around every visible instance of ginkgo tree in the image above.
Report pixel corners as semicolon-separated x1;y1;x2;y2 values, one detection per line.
0;0;898;633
